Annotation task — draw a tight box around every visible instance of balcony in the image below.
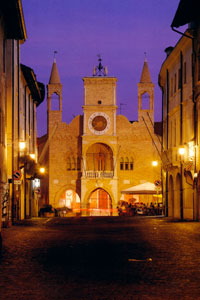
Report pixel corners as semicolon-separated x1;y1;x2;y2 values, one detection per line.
85;171;114;178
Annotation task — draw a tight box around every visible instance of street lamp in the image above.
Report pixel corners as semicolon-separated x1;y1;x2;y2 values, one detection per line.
39;167;45;174
29;153;36;160
152;161;158;167
19;141;26;151
179;147;185;155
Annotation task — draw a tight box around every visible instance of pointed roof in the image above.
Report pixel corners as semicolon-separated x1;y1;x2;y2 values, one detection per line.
140;58;152;83
49;58;61;84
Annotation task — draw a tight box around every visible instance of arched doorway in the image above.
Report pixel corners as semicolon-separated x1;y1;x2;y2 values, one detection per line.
88;188;112;216
58;189;80;216
168;175;174;217
174;173;181;219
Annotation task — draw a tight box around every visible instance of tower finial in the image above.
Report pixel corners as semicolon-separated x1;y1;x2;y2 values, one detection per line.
144;52;147;62
54;50;58;62
93;54;108;77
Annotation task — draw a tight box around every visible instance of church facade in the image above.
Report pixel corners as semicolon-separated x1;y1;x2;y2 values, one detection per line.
38;57;161;216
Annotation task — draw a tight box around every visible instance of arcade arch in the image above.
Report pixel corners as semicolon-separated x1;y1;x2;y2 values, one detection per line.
56;188;81;215
168;175;174;217
87;188;112;216
174;173;181;219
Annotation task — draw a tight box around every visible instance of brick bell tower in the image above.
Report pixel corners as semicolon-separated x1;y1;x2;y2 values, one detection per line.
137;56;155;124
47;54;62;135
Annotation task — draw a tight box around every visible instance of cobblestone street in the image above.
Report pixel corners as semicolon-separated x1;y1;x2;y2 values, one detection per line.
1;216;200;299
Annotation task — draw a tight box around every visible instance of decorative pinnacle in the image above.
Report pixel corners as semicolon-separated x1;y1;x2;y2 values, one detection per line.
93;54;108;77
54;50;58;62
144;52;147;62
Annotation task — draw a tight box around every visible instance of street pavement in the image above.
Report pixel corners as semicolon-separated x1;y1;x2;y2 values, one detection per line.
0;216;200;300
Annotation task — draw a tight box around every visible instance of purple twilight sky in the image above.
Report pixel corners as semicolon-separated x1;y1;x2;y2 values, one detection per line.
21;0;184;137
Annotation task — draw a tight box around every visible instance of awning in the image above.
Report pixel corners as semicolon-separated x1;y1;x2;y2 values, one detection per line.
121;182;161;195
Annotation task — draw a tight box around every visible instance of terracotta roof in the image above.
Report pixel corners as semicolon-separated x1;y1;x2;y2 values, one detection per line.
49;59;61;84
140;60;152;83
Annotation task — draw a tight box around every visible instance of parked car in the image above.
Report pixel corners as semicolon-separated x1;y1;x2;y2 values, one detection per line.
39;204;55;217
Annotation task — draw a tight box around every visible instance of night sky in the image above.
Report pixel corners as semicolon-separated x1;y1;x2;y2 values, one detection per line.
21;0;184;137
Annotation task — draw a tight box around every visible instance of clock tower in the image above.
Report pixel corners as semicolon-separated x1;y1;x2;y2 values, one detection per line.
81;57;119;214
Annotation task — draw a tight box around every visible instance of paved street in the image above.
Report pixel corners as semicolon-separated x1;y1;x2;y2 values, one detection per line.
0;216;200;300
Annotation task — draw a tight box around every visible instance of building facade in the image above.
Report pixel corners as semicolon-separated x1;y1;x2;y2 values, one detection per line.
38;57;162;216
0;1;45;234
159;0;200;220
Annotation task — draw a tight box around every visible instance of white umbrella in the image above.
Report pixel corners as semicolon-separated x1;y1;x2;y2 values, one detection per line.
121;182;161;195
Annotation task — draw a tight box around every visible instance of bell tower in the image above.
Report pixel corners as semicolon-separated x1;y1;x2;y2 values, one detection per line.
137;57;155;123
82;56;117;137
47;54;62;134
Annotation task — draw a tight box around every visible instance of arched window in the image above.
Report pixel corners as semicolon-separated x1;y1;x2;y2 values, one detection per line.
51;93;60;111
67;157;71;170
142;92;150;110
86;143;113;171
120;157;124;170
130;157;134;170
125;157;129;170
71;157;76;170
77;157;81;170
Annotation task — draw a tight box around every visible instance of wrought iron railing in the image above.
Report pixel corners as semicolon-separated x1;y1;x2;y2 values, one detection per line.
85;171;113;178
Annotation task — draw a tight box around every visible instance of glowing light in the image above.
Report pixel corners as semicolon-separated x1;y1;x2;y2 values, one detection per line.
152;161;158;167
30;153;35;159
39;167;45;174
179;148;185;155
188;142;195;158
19;141;26;150
33;178;40;188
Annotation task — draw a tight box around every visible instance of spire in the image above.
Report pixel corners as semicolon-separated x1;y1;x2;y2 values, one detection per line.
140;55;152;83
49;51;61;84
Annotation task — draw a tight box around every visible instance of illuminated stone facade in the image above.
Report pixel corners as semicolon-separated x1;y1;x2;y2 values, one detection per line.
38;58;161;216
159;21;200;220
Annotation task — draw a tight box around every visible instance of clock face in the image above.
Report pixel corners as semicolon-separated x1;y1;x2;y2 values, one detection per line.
92;116;107;131
88;112;110;135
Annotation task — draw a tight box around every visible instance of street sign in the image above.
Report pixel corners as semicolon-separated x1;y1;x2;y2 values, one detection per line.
14;180;21;185
154;180;161;187
34;188;40;194
13;170;22;180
